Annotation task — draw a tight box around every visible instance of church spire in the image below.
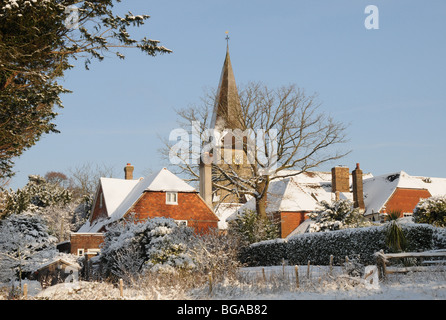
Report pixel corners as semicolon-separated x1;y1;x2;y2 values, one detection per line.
210;36;243;131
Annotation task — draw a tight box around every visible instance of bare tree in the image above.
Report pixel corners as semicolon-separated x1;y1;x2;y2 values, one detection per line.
44;171;69;188
68;162;116;198
161;82;350;219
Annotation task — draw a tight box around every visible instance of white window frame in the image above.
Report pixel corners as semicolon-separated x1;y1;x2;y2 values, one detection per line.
166;191;178;205
77;248;85;256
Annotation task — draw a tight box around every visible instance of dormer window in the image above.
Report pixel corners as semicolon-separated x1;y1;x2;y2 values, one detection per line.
166;192;178;205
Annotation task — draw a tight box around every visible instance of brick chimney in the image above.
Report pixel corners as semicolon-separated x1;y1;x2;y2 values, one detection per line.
199;152;213;207
331;166;349;193
352;163;365;210
124;163;134;180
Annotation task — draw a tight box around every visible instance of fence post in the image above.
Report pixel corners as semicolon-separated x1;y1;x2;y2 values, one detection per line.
23;283;28;299
307;260;311;280
376;250;387;281
329;255;334;276
282;259;286;277
262;268;266;282
294;265;299;288
208;273;213;296
119;278;124;298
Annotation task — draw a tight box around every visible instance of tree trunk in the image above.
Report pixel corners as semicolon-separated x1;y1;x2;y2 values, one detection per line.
255;176;269;219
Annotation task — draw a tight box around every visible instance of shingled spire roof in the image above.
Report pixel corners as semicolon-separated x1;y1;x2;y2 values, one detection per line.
210;46;243;131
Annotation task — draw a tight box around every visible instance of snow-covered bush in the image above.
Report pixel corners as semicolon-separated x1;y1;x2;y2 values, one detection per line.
2;175;91;241
413;196;446;227
99;217;195;281
287;226;387;265
307;199;372;233
240;238;288;267
433;227;446;249
188;228;243;281
3;175;72;214
241;224;438;267
0;213;59;282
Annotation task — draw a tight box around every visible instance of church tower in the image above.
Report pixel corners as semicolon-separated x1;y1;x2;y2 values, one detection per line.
200;40;251;206
210;44;243;131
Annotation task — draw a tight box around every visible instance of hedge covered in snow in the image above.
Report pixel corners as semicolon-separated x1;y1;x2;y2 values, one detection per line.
240;239;288;267
241;223;446;267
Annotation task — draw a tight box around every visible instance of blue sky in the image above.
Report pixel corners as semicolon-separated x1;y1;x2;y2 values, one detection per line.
8;0;446;189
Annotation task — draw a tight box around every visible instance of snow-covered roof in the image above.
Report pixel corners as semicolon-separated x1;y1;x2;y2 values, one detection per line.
214;203;244;229
36;258;81;271
231;169;446;221
233;170;372;218
140;167;196;193
363;171;446;216
100;177;140;216
108;168;196;223
286;219;314;238
77;168;197;233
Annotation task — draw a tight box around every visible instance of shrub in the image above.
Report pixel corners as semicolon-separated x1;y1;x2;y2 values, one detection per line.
286;226;386;265
228;209;280;245
240;223;440;267
385;211;407;253
433;227;446;249
0;213;59;282
307;199;372;233
240;238;288;267
99;217;195;281
413;196;446;227
189;229;242;281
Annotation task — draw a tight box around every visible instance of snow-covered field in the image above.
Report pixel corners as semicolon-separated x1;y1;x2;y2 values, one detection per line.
3;265;446;300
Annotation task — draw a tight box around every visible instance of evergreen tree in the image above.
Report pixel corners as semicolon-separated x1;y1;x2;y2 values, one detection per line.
2;174;91;241
228;209;280;245
413;196;446;227
99;217;195;281
0;213;58;282
307;199;372;232
0;0;171;178
3;174;72;215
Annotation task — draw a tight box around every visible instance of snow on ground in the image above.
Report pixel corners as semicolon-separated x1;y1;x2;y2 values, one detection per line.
3;265;446;300
235;265;446;300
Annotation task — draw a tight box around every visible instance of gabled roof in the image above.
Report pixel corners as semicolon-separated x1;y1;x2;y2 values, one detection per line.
223;168;446;235
36;258;81;272
108;168;196;223
363;171;446;216
233;170;373;217
100;177;140;217
77;168;197;233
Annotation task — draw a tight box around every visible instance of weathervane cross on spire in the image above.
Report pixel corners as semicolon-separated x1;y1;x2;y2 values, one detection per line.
225;31;230;48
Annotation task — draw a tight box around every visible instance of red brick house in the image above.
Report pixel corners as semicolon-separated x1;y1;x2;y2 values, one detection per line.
229;167;372;238
228;164;446;238
70;166;219;256
362;170;446;222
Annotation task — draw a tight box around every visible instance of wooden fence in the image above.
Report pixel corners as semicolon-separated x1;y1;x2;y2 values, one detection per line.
375;249;446;280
